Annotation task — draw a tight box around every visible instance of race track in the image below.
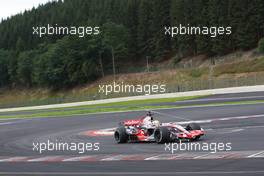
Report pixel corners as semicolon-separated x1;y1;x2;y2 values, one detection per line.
0;92;264;176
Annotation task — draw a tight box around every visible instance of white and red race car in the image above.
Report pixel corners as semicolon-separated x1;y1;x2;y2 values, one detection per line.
114;112;205;144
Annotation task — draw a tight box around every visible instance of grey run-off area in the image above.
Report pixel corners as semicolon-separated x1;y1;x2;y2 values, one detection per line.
0;91;264;176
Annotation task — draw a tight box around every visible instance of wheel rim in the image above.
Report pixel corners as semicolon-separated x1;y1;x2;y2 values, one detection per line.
155;130;161;142
114;132;120;142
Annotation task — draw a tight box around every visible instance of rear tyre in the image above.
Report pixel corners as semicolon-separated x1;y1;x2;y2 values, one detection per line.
154;127;170;144
114;127;128;143
186;123;201;131
118;122;124;127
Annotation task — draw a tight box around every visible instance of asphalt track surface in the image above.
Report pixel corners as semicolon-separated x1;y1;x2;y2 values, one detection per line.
0;92;264;175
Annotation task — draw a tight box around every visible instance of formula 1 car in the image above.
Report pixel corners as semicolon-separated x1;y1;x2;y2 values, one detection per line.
114;112;205;144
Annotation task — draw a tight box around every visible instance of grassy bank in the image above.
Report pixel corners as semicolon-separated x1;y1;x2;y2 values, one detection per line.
0;50;263;109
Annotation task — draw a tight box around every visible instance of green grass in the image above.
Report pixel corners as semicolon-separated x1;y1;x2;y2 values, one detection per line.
214;57;264;76
1;98;264;119
62;95;206;109
0;95;205;119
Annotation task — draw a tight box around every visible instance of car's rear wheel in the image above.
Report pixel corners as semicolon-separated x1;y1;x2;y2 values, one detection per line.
154;127;170;144
186;123;201;131
114;127;128;143
118;122;124;127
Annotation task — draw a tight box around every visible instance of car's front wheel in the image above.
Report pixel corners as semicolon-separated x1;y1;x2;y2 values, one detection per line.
186;123;201;131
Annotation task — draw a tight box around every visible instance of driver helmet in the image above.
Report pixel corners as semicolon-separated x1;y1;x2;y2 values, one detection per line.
146;111;153;117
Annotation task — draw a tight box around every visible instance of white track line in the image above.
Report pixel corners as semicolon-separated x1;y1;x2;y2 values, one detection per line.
171;114;264;125
179;95;264;103
27;156;63;162
247;151;264;158
0;157;29;162
0;150;264;163
1;171;264;175
0;122;13;125
193;153;212;159
0;119;30;126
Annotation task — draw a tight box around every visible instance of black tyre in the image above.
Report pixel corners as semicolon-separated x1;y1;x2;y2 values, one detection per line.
118;122;124;127
114;127;128;143
154;127;171;144
194;136;200;140
186;123;201;131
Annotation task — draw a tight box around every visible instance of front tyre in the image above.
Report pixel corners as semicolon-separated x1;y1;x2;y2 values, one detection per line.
154;127;170;144
114;127;128;143
186;123;201;131
186;123;202;141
